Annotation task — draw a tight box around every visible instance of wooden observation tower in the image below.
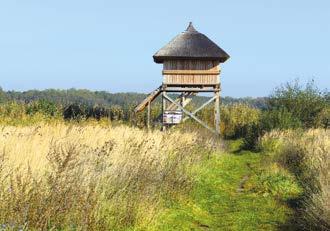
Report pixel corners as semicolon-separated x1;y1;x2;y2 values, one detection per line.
135;22;230;135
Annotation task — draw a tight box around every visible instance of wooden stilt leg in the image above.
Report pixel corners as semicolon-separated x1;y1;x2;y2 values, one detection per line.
162;92;167;131
215;90;220;136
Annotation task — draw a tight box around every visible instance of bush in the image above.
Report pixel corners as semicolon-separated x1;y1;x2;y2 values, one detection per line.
260;108;302;131
0;102;27;118
267;79;329;128
63;104;87;120
26;99;60;117
220;103;261;139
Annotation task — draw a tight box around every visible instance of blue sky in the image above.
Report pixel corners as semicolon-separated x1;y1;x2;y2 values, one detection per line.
0;0;329;97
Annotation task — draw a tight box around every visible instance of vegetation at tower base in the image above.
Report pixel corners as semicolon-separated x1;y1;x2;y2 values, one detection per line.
0;80;327;130
0;80;328;140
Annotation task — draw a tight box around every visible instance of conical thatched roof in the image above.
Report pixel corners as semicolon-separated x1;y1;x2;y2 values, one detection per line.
153;22;230;64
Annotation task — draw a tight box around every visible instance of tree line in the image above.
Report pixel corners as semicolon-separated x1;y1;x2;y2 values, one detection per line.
0;87;268;108
0;80;328;139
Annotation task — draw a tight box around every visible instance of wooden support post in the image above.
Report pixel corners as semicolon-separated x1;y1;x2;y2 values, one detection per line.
147;101;151;130
181;92;185;108
181;92;185;118
162;91;167;131
214;90;220;135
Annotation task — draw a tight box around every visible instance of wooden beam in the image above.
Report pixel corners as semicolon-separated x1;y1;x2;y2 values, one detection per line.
163;83;220;86
163;88;219;93
162;70;220;75
134;85;162;113
183;95;217;122
215;91;220;135
167;92;196;111
163;93;218;134
166;93;184;111
162;92;167;131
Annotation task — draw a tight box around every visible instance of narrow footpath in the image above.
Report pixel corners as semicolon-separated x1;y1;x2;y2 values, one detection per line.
152;144;300;231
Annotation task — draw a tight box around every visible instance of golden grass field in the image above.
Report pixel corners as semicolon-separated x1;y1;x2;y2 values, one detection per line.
0;123;203;173
0;122;208;230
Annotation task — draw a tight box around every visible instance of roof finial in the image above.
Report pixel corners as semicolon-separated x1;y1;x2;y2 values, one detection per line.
186;22;197;33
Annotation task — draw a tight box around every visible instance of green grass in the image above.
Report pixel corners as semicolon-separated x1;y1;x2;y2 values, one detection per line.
148;141;301;231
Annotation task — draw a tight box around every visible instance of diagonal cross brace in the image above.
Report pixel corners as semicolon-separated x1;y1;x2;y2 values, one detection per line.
182;95;217;122
163;93;218;134
167;92;196;111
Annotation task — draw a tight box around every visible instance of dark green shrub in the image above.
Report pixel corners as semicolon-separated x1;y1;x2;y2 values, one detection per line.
260;108;302;131
267;79;329;128
242;123;261;150
63;104;87;120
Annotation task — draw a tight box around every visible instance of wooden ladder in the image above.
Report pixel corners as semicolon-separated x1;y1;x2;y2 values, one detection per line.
134;85;162;113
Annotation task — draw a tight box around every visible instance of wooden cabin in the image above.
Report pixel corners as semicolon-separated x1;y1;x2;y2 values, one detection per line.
153;22;229;87
135;23;229;134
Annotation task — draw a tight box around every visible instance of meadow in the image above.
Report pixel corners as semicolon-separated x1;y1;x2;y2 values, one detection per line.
0;122;301;230
0;80;329;230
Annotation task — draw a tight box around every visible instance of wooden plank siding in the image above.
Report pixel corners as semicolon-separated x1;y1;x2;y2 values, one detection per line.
162;60;220;85
163;75;219;85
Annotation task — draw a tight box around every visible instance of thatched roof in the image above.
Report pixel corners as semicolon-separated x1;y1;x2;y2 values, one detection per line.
153;23;230;64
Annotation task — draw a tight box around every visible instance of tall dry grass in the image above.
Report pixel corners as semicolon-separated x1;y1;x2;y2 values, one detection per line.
0;123;209;230
259;129;330;230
